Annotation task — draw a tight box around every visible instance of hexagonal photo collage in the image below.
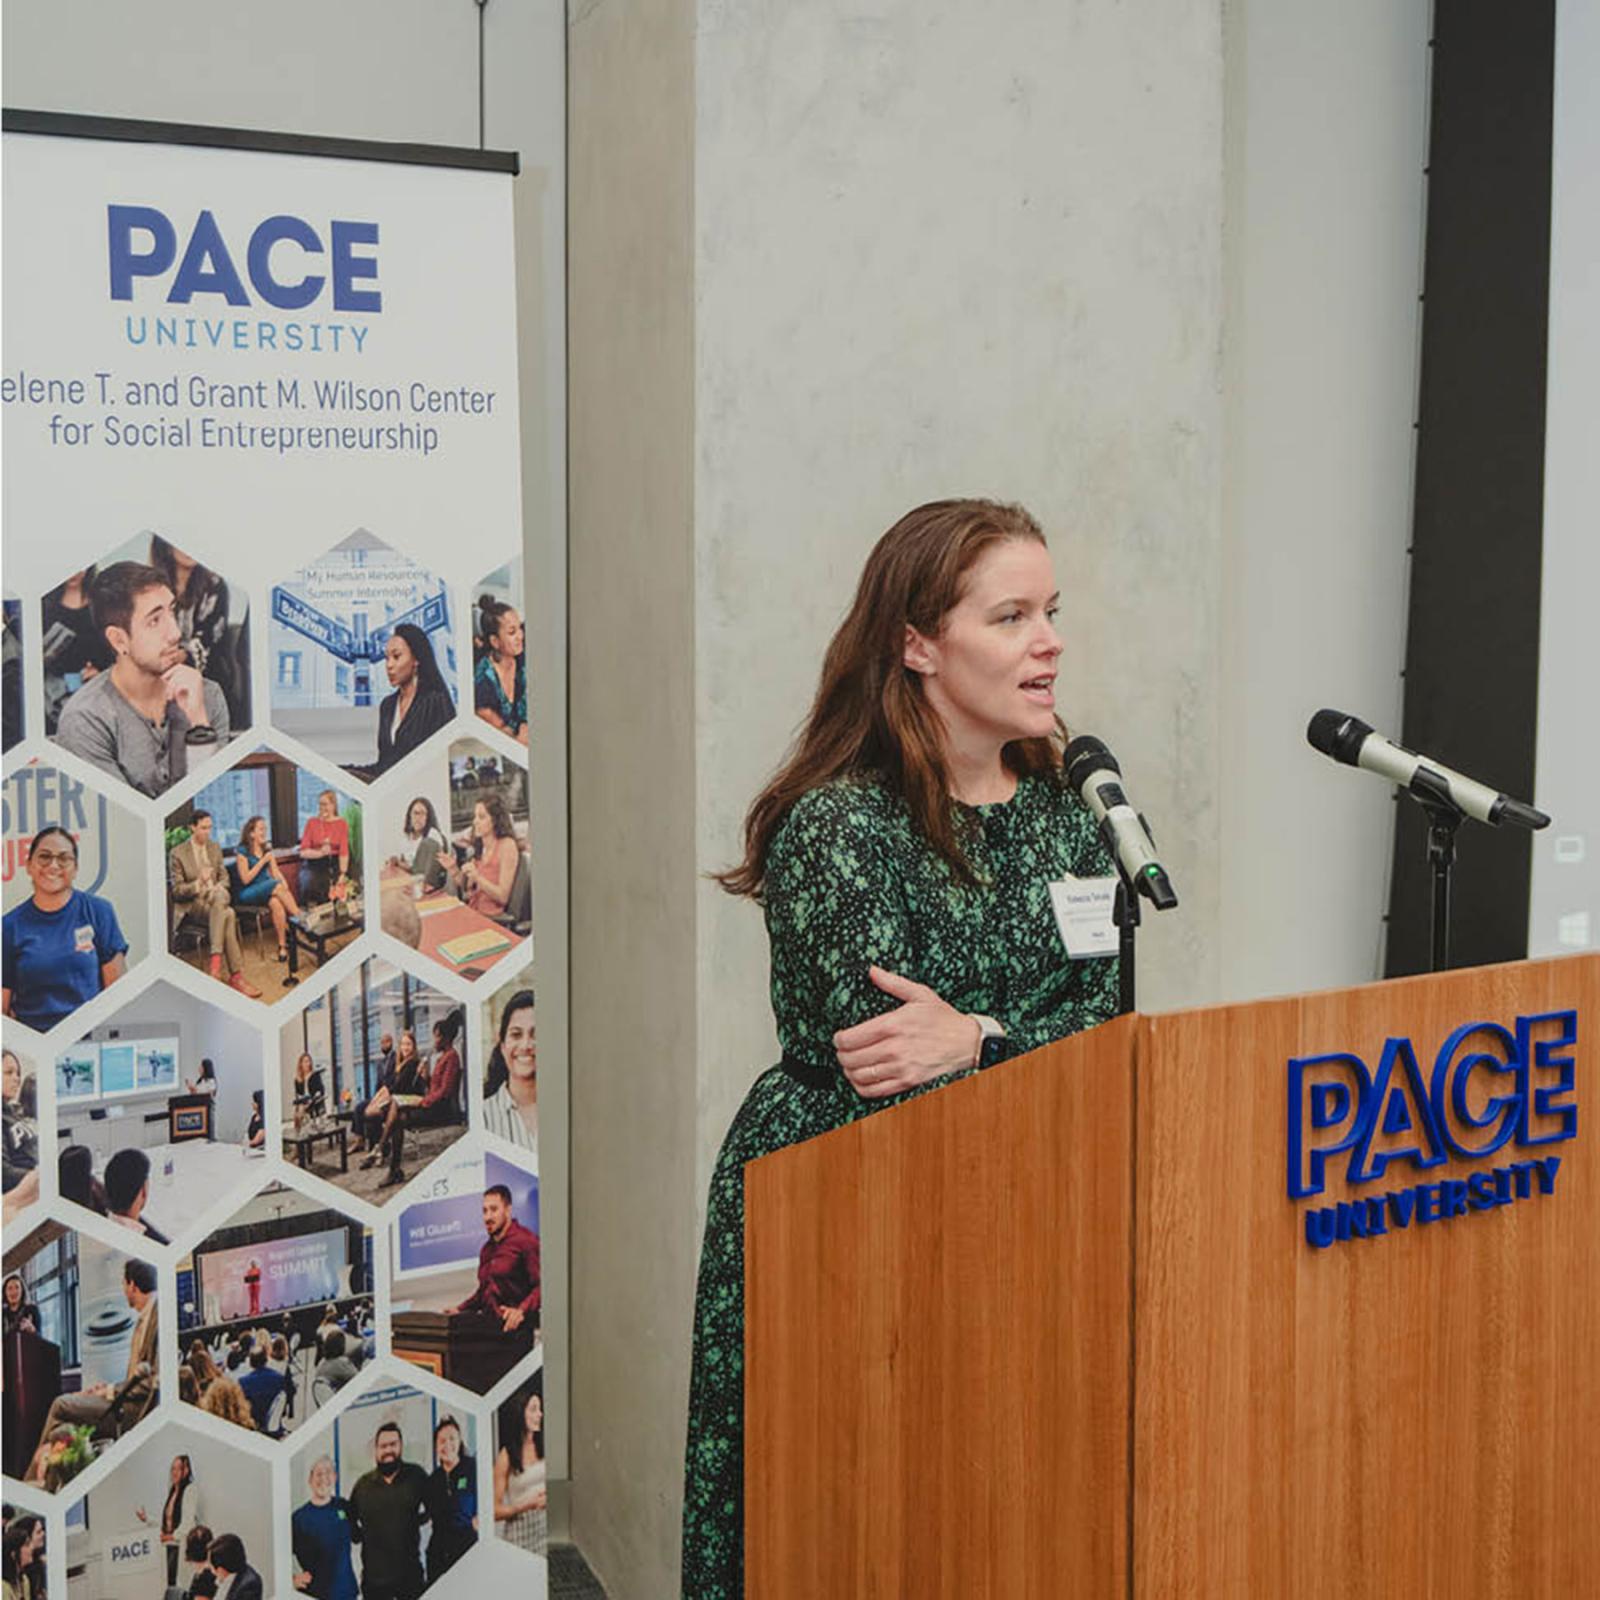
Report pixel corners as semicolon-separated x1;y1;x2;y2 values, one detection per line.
3;535;543;1596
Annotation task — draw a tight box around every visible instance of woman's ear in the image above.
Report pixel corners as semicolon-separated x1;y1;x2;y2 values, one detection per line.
903;624;937;676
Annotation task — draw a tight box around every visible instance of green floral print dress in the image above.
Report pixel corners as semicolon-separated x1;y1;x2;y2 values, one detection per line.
681;769;1120;1598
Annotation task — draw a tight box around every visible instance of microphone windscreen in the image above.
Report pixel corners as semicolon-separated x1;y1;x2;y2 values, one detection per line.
1064;734;1116;791
1306;709;1373;766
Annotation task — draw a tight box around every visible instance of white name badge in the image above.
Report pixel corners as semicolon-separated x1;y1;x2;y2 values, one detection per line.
1048;874;1118;959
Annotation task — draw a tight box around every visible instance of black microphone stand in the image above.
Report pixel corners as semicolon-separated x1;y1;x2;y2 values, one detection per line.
1112;867;1139;1017
1407;767;1465;974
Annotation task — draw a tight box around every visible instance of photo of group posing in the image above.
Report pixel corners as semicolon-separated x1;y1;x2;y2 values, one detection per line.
269;532;457;780
164;752;364;1000
290;1381;477;1600
3;1221;159;1494
64;1419;273;1600
54;979;266;1244
176;1183;374;1439
278;955;467;1201
42;535;250;800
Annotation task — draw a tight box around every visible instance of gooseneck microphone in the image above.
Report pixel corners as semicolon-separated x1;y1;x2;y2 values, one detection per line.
1305;710;1549;830
1062;735;1179;910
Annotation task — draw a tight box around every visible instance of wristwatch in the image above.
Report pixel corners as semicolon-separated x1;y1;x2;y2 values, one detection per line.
971;1014;1007;1069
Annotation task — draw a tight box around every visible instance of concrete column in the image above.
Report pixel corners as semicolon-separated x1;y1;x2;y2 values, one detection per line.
569;4;1227;1595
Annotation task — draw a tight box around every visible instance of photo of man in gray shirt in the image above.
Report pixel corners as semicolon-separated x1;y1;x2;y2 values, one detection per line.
54;561;230;797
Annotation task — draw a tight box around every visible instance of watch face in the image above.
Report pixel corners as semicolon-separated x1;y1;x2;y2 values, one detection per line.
980;1034;1007;1069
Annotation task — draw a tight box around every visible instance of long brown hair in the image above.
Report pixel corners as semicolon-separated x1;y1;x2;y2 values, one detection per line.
716;498;1064;899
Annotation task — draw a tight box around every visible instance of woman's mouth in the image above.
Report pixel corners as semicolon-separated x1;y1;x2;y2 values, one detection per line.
1020;675;1055;704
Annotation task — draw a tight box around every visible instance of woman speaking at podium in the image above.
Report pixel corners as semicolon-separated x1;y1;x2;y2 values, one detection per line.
681;499;1120;1597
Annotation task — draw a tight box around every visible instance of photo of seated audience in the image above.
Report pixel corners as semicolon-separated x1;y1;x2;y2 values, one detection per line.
62;1417;273;1600
389;1148;540;1395
470;558;528;748
3;1047;41;1224
52;980;265;1244
2;1505;46;1600
3;1221;160;1493
164;751;363;1001
279;955;468;1202
290;1377;476;1600
176;1183;374;1440
377;738;530;984
479;974;538;1161
269;532;457;780
44;539;249;799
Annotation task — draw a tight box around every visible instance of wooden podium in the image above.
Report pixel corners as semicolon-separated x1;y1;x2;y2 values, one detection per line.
744;954;1598;1598
391;1308;532;1394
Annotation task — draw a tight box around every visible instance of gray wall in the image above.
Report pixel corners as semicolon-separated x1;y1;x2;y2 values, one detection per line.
570;5;1427;1597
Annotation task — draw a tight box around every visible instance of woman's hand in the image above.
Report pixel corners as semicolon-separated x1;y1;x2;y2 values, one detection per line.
834;966;980;1100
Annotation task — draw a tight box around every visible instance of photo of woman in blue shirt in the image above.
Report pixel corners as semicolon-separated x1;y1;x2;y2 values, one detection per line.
1;825;128;1033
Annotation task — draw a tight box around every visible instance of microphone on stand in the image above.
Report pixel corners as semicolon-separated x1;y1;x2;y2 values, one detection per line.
1305;710;1549;830
1063;735;1179;910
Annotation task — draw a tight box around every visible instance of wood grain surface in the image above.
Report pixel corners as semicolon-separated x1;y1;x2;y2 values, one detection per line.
745;1014;1138;1599
744;954;1596;1598
1134;952;1598;1599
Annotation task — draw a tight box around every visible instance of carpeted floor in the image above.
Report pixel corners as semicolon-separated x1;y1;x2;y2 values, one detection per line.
550;1544;609;1598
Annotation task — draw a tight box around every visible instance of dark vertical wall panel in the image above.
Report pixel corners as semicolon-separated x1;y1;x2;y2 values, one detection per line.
1386;0;1555;976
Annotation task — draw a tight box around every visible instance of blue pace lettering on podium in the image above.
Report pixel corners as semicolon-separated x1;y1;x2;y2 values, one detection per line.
1287;1009;1579;1248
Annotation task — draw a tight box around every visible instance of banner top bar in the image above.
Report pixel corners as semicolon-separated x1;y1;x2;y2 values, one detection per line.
3;107;520;176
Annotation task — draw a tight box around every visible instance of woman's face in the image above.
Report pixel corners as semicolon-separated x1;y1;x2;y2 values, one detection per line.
309;1458;336;1503
399;1032;417;1061
473;802;490;839
298;1053;313;1078
524;1392;543;1434
385;633;416;688
436;1424;461;1469
247;819;265;852
318;791;337;820
26;833;78;899
2;1053;21;1101
502;1007;536;1083
903;539;1062;752
170;1456;186;1484
495;610;524;658
4;1278;22;1310
408;800;429;833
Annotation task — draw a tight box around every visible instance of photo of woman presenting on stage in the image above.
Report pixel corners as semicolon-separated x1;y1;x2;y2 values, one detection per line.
680;500;1121;1598
134;1451;203;1589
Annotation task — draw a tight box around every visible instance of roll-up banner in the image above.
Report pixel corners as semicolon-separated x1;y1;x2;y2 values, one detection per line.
3;115;545;1596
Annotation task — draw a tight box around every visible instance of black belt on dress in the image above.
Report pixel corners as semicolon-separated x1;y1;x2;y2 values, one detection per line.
778;1054;836;1090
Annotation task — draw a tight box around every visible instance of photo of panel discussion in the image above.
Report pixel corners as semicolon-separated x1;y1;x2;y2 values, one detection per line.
42;537;251;800
64;1418;273;1600
390;1148;539;1395
290;1379;477;1600
279;955;467;1200
165;751;363;998
54;980;265;1245
176;1183;374;1440
5;1044;41;1224
379;739;529;982
3;1221;159;1493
